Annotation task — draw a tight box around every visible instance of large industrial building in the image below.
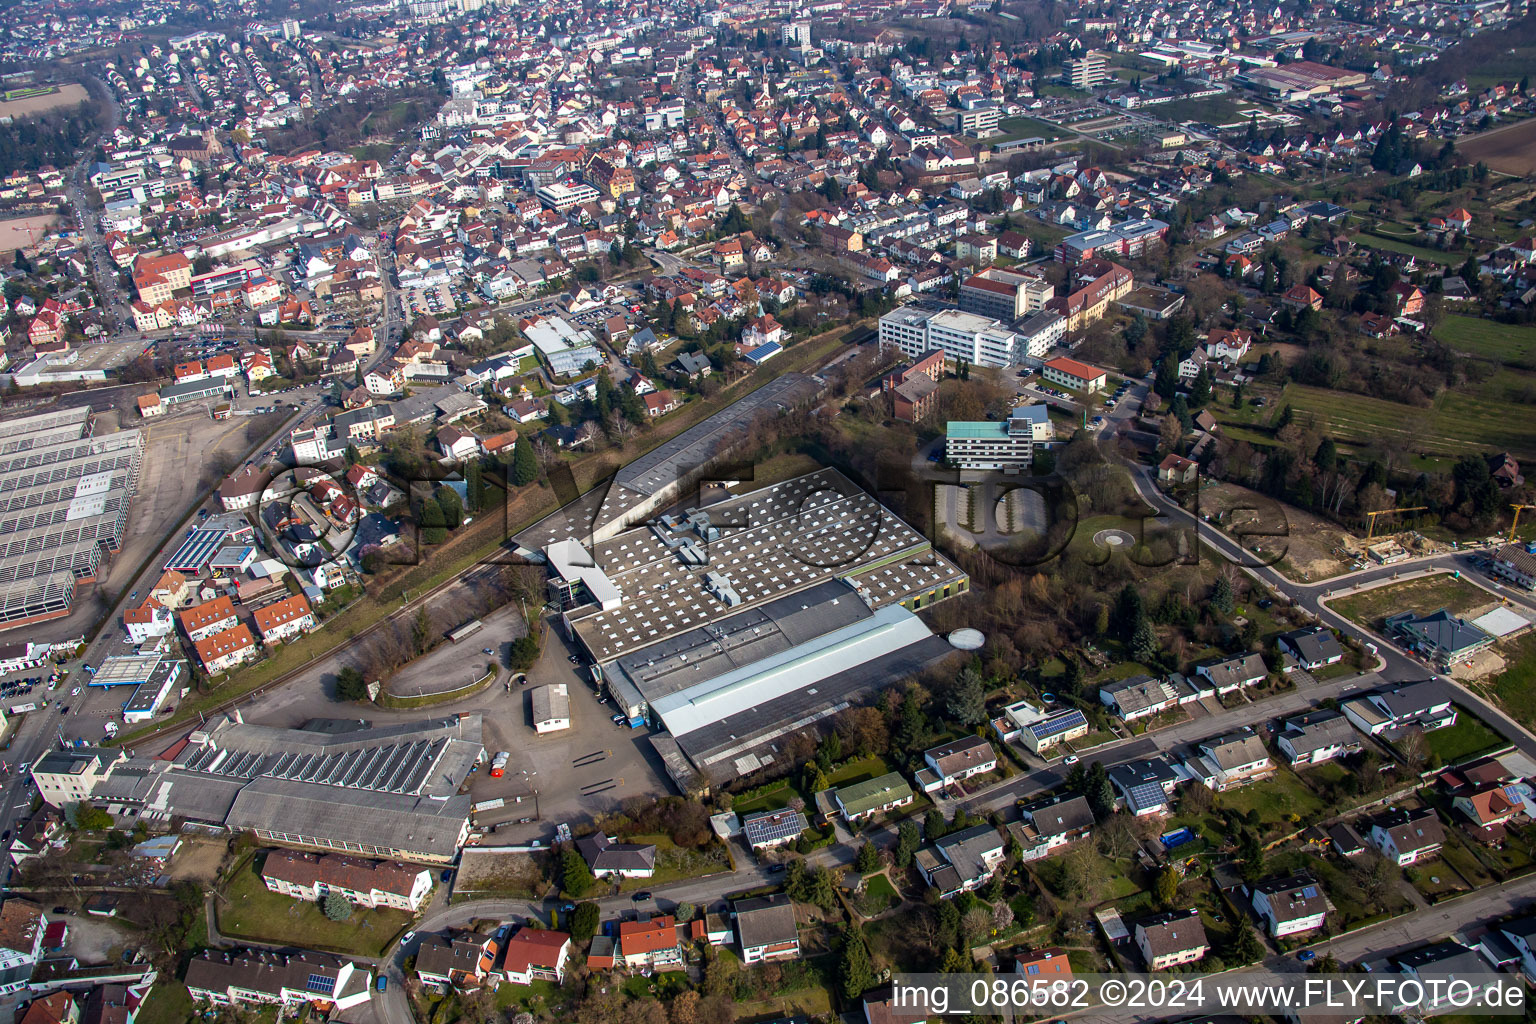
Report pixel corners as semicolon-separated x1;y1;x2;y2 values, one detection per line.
31;715;484;864
538;468;967;786
0;407;145;630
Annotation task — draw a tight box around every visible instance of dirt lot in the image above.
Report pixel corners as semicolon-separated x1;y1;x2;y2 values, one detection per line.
1460;118;1536;177
0;214;57;256
0;82;88;119
164;835;228;884
455;848;549;898
27;405;279;643
1197;481;1356;580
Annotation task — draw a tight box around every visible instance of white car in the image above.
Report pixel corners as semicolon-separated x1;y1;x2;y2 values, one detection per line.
1062;755;1080;765
70;687;81;697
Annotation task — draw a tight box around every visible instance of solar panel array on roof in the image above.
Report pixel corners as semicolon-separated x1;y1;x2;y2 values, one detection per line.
1127;782;1166;812
1302;885;1318;899
1030;709;1088;739
742;809;808;846
182;736;448;796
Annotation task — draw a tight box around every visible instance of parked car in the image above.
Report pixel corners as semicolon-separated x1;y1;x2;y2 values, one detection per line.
1296;950;1316;963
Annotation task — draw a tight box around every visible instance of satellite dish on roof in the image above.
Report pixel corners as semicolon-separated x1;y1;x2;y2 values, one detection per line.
949;628;985;651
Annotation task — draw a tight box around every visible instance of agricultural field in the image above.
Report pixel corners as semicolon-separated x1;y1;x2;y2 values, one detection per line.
1459;116;1536;176
1154;94;1251;126
1354;231;1461;265
1278;381;1536;460
1434;316;1536;366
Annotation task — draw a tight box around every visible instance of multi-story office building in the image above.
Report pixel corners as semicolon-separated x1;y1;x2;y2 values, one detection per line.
959;267;1055;321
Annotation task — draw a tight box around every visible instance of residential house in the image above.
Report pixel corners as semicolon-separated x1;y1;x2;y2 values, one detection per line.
1368;809;1444;866
915;824;1007;897
914;736;997;794
1186;731;1274;791
177;596;238;643
1280;285;1323;311
1489;544;1536;590
1250;874;1328;937
1099;674;1181;721
740;808;808;851
1013;947;1072;981
575;833;656;879
1134;910;1208;970
833;772;914;823
1016;795;1094;857
251;595;315;645
1158;454;1198;485
733;894;800;964
1385;609;1494;669
1277;627;1344;670
1452;782;1526;841
183;949;373;1010
616;916;682;970
1277;710;1362;766
1341;681;1457;736
1108;758;1181;816
1194;653;1267;694
260;851;432;912
414;933;498;991
499;928;571;986
193;624;259;674
0;900;47;996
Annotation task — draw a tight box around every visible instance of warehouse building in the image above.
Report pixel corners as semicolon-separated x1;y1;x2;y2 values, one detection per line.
542;469;966;785
0;408;145;630
31;715;484;864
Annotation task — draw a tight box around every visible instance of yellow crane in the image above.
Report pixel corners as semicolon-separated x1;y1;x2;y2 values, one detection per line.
1364;506;1428;539
1510;504;1536;544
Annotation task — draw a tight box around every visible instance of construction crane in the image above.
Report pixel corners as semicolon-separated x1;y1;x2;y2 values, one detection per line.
1510;504;1536;544
1364;507;1429;539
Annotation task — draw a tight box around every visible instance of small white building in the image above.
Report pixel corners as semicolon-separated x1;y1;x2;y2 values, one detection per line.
531;683;571;733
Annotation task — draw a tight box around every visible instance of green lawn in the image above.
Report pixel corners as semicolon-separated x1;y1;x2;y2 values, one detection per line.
1435;315;1532;362
731;781;795;815
1152;95;1251;126
1214;766;1329;839
995;116;1066;142
1266;849;1413;927
859;873;900;915
1422;715;1505;765
824;754;893;789
217;851;415;957
1493;634;1536;731
495;978;562;1012
732;987;834;1020
136;983;195;1024
1330;573;1492;630
615;836;731;890
1354;231;1461;265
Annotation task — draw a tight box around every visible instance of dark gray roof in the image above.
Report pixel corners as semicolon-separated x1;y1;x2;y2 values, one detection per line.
1025;794;1094;839
733;893;798;950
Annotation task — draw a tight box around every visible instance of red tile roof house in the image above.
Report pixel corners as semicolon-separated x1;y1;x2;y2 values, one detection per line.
616;916;682;969
251;594;316;645
497;927;572;985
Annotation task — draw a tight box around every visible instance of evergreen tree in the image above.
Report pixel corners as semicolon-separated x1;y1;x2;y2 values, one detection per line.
418;497;447;543
837;929;874;1001
560;850;594;897
1275;403;1294;429
511;437;538;486
894;820;920;867
1085;762;1116;820
1189;367;1212;407
854;841;880;873
569;902;600;942
465;461;484;512
947;665;987;727
1129;618;1159;663
1112;584;1144;642
335;667;369;701
1154;865;1181;907
1314;436;1337;473
1210;576;1235;615
1154;357;1179;400
435;485;463;528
